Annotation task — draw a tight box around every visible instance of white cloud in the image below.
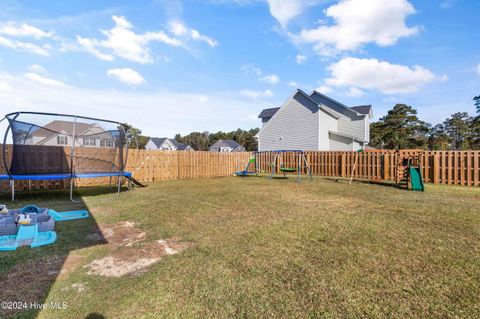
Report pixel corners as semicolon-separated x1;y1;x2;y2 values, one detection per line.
345;87;364;97
28;64;47;74
76;36;114;61
477;63;480;75
295;54;307;64
295;0;419;56
0;36;50;56
107;68;146;86
325;57;438;94
0;71;260;138
440;0;456;9
240;64;262;76
260;74;280;84
24;72;66;87
240;89;273;98
197;95;209;102
288;81;299;87
266;0;321;28
0;22;53;39
241;64;279;85
77;15;183;63
315;85;333;94
168;21;218;47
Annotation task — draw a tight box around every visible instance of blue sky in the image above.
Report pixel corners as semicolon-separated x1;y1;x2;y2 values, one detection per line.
0;0;478;137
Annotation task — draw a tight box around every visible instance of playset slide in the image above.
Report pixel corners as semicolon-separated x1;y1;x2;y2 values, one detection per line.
409;167;425;191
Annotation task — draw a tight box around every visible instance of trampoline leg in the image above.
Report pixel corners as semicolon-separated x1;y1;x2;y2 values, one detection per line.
10;179;14;202
69;178;80;203
117;176;121;196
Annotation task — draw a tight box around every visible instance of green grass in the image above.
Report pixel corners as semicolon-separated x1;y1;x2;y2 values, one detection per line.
1;177;479;318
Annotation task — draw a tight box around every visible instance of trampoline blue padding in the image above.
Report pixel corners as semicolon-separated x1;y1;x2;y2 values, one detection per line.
0;172;132;181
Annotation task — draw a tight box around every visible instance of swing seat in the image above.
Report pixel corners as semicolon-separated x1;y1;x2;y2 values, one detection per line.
280;167;297;172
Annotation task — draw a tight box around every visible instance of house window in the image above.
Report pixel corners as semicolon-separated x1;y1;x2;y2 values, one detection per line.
57;135;68;145
100;139;113;147
83;138;96;146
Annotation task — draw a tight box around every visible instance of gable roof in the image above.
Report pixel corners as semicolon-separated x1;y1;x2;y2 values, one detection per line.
32;120;93;138
149;137;168;148
258;107;280;118
350;105;372;116
149;137;191;150
309;90;364;117
256;89;340;137
171;139;190;150
210;139;242;149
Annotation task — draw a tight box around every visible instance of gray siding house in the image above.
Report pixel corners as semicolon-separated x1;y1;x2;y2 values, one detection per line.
209;139;245;152
257;89;372;151
145;137;193;151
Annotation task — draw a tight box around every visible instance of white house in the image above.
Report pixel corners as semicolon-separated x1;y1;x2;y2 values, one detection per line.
26;120;115;148
256;89;372;151
145;137;193;151
209;139;245;152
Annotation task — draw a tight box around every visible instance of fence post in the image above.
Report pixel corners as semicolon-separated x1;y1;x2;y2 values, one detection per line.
433;152;439;184
341;153;346;177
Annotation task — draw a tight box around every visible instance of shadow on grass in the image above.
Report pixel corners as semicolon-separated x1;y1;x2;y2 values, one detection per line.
0;187;119;318
321;177;401;189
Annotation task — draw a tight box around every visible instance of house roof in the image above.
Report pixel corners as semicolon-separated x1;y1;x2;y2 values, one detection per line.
210;139;242;149
258;107;280;118
350;105;372;115
31;120;93;138
149;137;168;148
171;139;190;150
149;137;191;150
309;90;364;117
256;89;340;137
328;130;367;143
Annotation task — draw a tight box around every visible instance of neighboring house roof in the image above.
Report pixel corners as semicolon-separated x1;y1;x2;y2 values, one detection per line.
32;120;92;138
258;107;280;119
149;137;168;148
210;139;242;149
149;137;191;150
350;105;372;116
171;139;190;150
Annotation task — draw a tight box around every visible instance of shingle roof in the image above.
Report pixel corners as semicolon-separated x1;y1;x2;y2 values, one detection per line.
350;105;372;115
210;139;242;149
31;120;93;137
258;107;280;118
149;137;168;148
171;139;190;150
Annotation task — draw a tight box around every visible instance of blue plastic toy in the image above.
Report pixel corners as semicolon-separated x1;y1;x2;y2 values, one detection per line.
0;204;89;251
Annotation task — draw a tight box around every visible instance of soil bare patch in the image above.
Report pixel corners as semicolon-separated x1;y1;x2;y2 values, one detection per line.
84;238;190;277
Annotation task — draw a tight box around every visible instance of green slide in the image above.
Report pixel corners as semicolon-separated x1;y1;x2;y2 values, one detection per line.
408;167;425;191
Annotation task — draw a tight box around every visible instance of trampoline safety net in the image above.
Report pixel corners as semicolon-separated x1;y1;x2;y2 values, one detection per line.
3;112;129;176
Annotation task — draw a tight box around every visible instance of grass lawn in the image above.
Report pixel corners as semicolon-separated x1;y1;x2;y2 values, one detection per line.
1;176;479;318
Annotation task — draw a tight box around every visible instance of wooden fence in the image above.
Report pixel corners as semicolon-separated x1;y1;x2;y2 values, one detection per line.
1;145;479;191
0;145;250;191
256;150;480;187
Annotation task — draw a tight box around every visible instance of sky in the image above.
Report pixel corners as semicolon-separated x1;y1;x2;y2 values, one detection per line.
0;0;478;137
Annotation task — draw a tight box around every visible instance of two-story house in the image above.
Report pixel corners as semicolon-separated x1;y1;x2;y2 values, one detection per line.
256;89;372;151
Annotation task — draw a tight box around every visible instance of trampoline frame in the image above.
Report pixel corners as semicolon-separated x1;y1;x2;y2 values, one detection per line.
1;111;133;201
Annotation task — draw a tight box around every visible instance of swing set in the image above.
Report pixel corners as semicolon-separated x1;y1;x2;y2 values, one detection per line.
235;150;313;182
269;150;313;181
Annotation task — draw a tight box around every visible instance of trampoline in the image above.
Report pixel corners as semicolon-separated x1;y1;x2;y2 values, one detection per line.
0;112;134;201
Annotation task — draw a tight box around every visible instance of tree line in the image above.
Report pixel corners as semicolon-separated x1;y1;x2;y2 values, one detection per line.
370;96;480;150
174;128;260;151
